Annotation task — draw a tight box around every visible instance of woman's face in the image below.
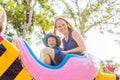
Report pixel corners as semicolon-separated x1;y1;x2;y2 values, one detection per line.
47;37;57;48
55;19;68;34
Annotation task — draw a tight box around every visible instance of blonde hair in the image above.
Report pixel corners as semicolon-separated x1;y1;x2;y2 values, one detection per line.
0;5;7;34
54;17;75;34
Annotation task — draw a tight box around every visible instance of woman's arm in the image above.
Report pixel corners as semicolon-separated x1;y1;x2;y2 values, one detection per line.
63;30;86;54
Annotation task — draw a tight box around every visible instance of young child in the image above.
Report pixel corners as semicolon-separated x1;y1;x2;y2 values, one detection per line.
43;33;61;49
42;33;66;65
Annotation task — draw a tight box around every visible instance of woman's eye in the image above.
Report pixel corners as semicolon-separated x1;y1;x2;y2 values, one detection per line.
57;26;61;28
62;24;65;26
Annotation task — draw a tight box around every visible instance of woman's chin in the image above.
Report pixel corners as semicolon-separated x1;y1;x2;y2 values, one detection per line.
61;31;68;35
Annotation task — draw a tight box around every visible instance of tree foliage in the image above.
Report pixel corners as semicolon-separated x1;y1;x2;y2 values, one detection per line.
1;0;119;41
53;0;120;38
1;0;55;41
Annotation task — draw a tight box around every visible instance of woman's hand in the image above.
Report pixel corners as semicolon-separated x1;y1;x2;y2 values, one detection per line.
62;51;69;54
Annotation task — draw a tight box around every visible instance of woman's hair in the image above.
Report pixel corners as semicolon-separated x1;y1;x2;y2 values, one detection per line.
43;33;61;48
54;17;75;35
0;5;7;34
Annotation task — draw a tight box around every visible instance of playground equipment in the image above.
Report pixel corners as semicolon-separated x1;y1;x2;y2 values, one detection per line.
0;36;32;80
0;35;119;80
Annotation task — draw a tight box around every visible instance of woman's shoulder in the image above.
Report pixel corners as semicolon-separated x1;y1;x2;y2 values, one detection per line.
70;30;80;36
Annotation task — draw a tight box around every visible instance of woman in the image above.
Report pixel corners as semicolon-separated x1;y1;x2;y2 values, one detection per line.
54;17;86;54
40;17;86;65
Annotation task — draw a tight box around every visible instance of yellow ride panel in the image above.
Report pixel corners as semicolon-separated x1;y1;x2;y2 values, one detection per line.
14;69;32;80
95;65;120;80
0;37;119;80
96;72;116;80
0;39;19;76
0;37;32;80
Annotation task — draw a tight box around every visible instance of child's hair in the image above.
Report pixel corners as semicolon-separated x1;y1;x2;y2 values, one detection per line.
43;33;61;48
0;5;7;34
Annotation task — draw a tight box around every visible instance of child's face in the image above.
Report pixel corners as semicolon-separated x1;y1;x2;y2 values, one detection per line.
47;37;57;48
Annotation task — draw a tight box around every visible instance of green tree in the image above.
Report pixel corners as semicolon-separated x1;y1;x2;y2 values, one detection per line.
52;0;120;38
1;0;55;41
